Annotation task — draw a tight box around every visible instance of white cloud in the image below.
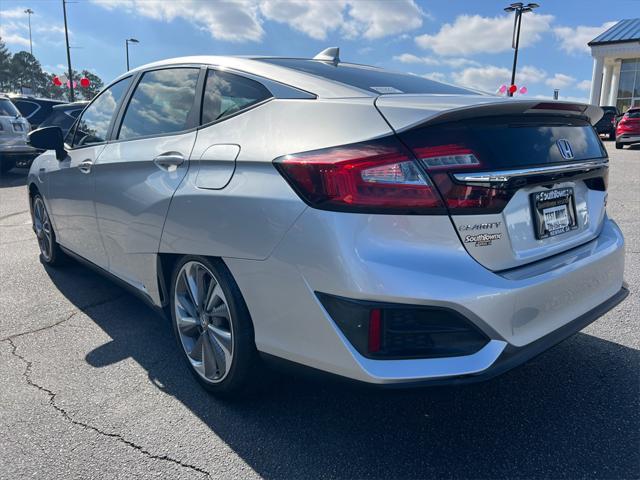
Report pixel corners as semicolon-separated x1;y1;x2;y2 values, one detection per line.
345;0;425;40
451;64;547;92
0;8;31;47
260;0;424;40
91;0;264;42
553;21;616;54
545;73;575;89
260;0;345;40
577;79;591;91
415;13;554;56
90;0;424;42
1;6;70;49
422;72;447;82
393;53;479;68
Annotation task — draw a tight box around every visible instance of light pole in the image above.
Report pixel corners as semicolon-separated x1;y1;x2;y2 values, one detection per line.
24;8;34;55
504;2;539;96
125;38;139;71
62;0;74;102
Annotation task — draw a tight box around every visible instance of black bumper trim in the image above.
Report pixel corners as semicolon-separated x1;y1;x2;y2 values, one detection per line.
390;284;629;388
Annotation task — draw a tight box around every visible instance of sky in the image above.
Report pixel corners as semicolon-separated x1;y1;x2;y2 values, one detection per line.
1;0;637;101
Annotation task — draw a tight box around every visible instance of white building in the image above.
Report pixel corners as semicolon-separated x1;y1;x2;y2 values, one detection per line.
588;18;640;112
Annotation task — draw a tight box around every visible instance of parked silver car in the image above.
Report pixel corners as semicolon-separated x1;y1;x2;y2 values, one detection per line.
0;95;37;174
27;51;627;397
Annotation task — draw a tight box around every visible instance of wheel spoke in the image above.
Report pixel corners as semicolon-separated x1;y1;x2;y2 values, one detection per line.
176;292;198;323
208;324;232;370
181;269;199;316
188;332;205;363
202;333;219;379
203;277;217;313
176;313;199;337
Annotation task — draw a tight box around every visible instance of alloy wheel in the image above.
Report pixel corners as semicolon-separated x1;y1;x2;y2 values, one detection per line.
174;261;234;383
33;197;53;262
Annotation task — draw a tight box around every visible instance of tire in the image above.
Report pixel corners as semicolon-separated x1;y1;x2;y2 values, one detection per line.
615;142;623;149
169;255;260;398
609;131;616;141
32;194;66;266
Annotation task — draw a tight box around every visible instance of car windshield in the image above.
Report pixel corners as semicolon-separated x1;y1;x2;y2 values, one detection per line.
0;99;20;117
258;58;479;96
626;110;640;118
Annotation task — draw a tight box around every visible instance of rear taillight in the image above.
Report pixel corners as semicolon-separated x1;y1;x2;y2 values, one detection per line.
411;144;510;212
274;137;444;214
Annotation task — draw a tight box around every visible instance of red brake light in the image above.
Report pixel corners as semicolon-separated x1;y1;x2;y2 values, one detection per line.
411;144;509;212
274;138;444;213
531;102;586;113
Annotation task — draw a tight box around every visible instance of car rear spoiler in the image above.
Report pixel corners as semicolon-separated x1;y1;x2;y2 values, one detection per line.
374;94;604;132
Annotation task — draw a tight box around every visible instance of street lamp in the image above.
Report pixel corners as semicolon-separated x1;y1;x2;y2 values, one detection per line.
504;2;539;96
125;38;139;71
24;8;34;55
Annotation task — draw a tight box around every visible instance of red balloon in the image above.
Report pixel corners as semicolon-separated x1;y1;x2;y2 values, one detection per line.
52;76;62;86
509;84;517;94
80;77;90;88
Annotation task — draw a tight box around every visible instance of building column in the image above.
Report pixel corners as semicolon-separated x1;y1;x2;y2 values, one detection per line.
608;60;621;106
590;56;604;105
600;63;613;106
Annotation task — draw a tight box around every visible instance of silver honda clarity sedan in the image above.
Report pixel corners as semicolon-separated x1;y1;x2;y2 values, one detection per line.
27;49;627;397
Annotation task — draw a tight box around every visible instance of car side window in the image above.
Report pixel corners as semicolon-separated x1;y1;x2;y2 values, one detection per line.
201;69;272;125
14;100;39;117
118;68;200;140
71;77;130;148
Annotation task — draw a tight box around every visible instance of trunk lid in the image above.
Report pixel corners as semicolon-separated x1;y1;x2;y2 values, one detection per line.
376;95;609;271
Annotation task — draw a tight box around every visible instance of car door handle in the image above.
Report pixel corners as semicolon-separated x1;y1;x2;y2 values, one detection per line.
153;152;185;172
79;159;93;174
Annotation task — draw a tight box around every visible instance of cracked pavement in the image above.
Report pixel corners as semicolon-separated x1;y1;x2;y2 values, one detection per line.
1;144;638;479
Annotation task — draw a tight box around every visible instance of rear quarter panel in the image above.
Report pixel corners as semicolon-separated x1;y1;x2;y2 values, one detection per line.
160;97;393;260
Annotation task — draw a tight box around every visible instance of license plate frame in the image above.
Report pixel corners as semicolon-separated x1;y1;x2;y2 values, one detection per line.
531;187;578;239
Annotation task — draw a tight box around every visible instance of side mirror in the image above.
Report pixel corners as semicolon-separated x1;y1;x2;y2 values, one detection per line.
28;126;66;161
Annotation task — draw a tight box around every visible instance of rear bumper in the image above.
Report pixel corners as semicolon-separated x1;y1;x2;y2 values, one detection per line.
616;134;640;144
0;143;40;163
392;284;628;387
226;212;626;385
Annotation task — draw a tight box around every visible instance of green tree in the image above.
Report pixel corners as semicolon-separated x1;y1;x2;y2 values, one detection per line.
78;70;103;100
9;51;48;94
0;38;12;91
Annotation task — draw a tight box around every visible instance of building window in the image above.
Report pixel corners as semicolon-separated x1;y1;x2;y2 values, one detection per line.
616;58;640;113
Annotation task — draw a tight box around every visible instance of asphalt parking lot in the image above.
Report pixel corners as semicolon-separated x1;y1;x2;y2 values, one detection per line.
0;143;638;480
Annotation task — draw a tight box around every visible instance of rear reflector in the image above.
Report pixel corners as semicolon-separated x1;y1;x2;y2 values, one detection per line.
368;309;382;353
274;137;444;214
317;293;489;359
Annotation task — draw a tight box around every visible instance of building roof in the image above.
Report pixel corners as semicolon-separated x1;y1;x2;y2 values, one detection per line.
588;18;640;46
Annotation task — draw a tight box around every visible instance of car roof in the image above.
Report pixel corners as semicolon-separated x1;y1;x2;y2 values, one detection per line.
114;55;374;98
52;101;88;111
8;94;65;104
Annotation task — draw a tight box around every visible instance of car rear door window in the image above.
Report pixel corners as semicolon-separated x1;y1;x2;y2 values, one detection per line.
201;70;272;124
13;100;39;117
71;77;131;147
118;68;200;140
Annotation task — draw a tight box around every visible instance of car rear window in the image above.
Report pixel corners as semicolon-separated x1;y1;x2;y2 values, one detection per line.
258;58;478;96
626;110;640;118
0;99;20;117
